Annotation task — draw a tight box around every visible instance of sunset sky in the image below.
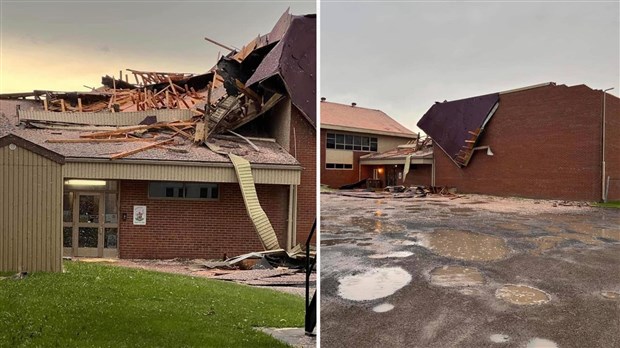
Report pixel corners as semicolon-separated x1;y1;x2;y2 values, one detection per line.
0;1;315;93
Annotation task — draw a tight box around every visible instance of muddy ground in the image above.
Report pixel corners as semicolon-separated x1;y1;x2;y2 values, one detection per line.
320;193;620;348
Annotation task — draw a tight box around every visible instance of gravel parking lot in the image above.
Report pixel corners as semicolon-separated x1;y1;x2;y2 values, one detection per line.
320;192;620;348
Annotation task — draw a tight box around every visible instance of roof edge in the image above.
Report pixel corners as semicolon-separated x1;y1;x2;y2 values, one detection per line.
321;123;417;138
0;133;65;164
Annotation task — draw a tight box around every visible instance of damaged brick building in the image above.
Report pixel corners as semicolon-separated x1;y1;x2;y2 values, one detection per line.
0;11;316;272
417;82;619;202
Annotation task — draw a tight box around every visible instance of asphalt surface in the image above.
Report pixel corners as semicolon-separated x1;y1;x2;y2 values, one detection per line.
320;193;620;348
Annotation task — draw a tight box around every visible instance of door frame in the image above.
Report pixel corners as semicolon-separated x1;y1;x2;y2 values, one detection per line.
63;182;119;258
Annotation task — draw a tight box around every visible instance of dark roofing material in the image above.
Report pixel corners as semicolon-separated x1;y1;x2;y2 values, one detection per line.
417;93;499;166
245;15;316;126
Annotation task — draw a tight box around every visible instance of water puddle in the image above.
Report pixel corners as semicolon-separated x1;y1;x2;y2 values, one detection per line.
350;217;404;233
600;291;620;299
368;251;414;259
496;285;550;305
338;267;412;301
430;266;484;287
526;338;558;348
417;229;510;261
489;334;510;343
372;303;394;312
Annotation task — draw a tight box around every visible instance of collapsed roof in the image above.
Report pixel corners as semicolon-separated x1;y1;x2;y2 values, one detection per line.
0;10;316;164
417;93;499;167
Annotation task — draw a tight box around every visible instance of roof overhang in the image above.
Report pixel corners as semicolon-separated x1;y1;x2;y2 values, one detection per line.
0;133;65;164
62;158;301;185
360;158;433;166
321;124;417;139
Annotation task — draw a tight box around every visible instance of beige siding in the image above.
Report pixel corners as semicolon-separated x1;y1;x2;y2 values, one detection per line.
376;135;412;153
63;162;300;185
18;109;194;126
325;149;354;164
1;146;63;272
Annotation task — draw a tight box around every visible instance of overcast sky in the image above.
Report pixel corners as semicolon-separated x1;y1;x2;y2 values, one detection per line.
0;0;315;93
321;1;620;134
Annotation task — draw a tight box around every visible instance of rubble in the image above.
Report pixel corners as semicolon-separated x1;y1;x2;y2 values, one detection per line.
0;10;316;255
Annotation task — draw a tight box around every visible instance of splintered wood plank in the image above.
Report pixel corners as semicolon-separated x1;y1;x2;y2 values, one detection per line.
110;138;173;159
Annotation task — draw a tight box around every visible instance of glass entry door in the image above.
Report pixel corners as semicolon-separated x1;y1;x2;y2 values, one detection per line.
63;182;119;258
75;193;102;257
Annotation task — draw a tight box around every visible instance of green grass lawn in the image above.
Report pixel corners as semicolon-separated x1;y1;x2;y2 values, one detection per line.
595;201;620;208
0;262;304;347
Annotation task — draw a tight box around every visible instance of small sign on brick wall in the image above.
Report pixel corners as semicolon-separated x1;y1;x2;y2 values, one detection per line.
133;205;147;225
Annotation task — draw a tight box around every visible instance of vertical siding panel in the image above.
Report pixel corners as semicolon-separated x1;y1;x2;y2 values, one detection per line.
0;144;62;272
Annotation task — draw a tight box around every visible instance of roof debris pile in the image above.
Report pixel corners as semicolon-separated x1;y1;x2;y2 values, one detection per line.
1;10;316;154
0;10;316;254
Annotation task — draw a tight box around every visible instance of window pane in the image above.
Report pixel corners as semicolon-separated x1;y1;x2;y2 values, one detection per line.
79;195;99;223
149;182;184;198
353;136;361;145
327;133;335;140
105;193;118;223
63;192;73;223
345;164;353;169
336;134;344;144
345;135;353;145
326;163;335;168
370;143;378;152
335;144;345;150
63;227;72;248
186;183;218;199
105;228;118;249
353;145;361;151
78;227;98;248
326;137;335;149
335;164;344;169
362;146;370;151
344;144;353;150
362;137;370;146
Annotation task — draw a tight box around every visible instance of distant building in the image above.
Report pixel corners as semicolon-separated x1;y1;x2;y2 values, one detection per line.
320;100;417;188
417;82;620;201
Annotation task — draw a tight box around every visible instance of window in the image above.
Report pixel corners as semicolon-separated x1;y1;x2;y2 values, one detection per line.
326;163;353;170
148;182;219;200
326;132;378;152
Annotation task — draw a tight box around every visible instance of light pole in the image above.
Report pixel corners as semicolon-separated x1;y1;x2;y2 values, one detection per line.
602;87;614;202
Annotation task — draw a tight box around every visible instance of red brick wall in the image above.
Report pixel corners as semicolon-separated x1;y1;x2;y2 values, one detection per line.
290;107;316;244
434;84;618;201
320;128;371;188
118;181;288;259
404;164;433;186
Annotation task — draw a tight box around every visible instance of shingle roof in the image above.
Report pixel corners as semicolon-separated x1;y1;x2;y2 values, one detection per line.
320;101;416;137
7;128;299;166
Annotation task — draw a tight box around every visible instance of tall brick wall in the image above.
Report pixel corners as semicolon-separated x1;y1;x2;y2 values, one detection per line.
434;84;619;201
290;107;316;244
404;164;433;187
118;181;288;259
